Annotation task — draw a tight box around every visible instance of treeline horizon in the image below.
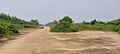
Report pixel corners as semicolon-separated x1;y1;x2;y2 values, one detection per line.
46;17;120;25
46;16;120;26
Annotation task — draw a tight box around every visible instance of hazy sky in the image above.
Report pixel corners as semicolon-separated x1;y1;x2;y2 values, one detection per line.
0;0;120;24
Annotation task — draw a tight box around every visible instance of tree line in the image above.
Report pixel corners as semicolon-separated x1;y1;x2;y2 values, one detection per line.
0;13;39;37
49;16;120;33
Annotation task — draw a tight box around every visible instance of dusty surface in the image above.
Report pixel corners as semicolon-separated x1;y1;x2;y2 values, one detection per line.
0;27;120;54
0;28;38;47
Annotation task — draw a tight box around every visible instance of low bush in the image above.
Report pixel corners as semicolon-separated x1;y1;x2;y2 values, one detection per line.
77;23;120;33
69;24;80;32
0;20;19;37
50;22;71;32
50;16;75;32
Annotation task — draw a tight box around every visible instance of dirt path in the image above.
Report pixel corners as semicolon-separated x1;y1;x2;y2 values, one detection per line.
0;27;120;54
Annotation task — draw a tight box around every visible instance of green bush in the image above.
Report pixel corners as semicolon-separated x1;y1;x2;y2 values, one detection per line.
0;13;39;38
77;23;120;33
0;21;19;36
50;17;120;33
23;24;37;28
0;26;6;35
69;24;80;32
50;22;71;32
50;16;74;32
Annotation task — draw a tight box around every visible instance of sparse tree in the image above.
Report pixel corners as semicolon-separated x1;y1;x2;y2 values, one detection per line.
50;16;73;32
91;19;97;25
31;19;39;25
59;16;73;23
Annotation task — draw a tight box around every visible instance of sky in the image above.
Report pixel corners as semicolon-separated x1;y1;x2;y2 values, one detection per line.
0;0;120;24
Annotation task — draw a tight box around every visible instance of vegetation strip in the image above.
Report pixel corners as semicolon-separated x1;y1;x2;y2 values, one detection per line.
0;13;40;38
49;16;120;33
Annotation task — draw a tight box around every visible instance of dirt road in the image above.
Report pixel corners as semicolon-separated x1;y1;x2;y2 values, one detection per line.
0;27;120;54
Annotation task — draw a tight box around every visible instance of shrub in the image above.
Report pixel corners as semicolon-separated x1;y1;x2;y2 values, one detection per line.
69;24;80;32
50;22;71;32
0;21;19;35
50;17;120;33
23;24;37;28
0;13;40;38
50;16;73;32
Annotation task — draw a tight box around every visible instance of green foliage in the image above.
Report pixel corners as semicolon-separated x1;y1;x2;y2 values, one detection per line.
76;19;120;33
50;21;71;32
0;13;39;37
0;13;39;26
91;19;97;25
50;17;120;33
23;24;37;28
0;20;19;37
90;19;105;25
30;19;39;25
69;23;80;32
59;16;73;23
50;16;77;32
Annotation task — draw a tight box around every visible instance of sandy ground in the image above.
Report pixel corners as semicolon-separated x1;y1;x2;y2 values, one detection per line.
0;27;120;54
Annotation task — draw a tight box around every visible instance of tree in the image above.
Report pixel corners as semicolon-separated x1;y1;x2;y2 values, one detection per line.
50;16;73;32
59;16;73;23
91;19;97;25
31;19;39;25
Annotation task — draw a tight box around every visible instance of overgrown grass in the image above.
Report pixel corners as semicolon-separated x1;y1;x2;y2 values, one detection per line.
73;23;120;33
